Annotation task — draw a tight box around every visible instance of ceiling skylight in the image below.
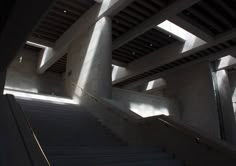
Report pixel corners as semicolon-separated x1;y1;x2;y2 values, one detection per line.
157;20;206;52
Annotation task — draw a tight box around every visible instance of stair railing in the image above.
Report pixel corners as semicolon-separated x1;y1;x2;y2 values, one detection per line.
5;94;50;166
77;85;236;165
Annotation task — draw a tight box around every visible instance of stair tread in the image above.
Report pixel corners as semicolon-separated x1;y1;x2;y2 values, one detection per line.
16;98;183;166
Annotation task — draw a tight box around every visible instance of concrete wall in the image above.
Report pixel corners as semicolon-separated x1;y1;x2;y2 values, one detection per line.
112;88;180;118
228;71;236;118
5;49;66;97
152;62;221;138
65;17;112;99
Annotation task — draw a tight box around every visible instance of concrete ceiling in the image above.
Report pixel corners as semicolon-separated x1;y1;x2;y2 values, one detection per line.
48;53;67;73
28;0;96;74
112;28;179;64
115;38;236;87
178;0;236;37
112;0;175;40
23;0;236;87
31;0;96;43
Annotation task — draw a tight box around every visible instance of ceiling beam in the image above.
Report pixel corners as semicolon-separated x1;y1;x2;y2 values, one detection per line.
38;0;135;74
169;15;214;42
123;46;236;89
113;0;201;50
113;29;236;86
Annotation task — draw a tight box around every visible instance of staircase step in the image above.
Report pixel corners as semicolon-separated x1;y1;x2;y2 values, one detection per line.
52;159;183;166
16;98;183;166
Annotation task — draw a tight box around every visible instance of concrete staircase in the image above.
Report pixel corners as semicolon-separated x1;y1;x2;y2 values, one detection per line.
17;98;183;166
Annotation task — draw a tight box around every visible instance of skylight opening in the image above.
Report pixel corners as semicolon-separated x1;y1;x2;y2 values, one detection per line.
157;20;206;52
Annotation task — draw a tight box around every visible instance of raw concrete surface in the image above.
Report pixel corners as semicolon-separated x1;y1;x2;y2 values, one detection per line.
112;88;180;118
153;62;221;138
5;48;66;97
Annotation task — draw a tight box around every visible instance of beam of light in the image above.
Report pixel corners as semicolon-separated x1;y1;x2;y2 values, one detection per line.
4;89;78;105
157;20;206;53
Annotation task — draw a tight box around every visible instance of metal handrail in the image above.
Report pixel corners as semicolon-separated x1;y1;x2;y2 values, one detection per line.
78;86;236;161
6;94;51;166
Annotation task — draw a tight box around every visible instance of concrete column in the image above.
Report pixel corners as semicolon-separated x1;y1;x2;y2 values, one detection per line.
216;69;236;144
68;17;112;99
0;71;6;94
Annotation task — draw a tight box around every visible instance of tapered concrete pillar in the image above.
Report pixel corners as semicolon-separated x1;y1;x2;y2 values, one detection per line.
67;17;112;99
216;69;236;144
0;71;6;94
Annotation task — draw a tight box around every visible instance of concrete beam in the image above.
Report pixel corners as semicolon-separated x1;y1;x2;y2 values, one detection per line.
169;16;213;42
113;0;201;50
113;29;236;85
112;42;184;84
216;56;236;71
28;36;55;47
215;70;236;144
123;46;236;89
0;0;54;71
38;0;135;74
112;59;127;68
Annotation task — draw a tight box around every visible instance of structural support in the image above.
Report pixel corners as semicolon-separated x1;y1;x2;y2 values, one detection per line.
112;29;236;86
215;69;236;144
38;0;135;74
113;0;200;50
169;16;213;42
68;17;112;99
0;71;6;94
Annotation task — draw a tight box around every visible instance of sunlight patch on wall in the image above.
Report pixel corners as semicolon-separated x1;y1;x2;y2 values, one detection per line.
26;41;48;49
129;102;169;118
98;0;113;17
145;78;166;91
73;17;106;98
112;65;127;81
157;20;206;53
4;89;77;105
5;86;39;93
217;55;236;70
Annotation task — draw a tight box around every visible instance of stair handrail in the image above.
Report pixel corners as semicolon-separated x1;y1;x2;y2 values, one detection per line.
78;86;236;161
6;94;51;166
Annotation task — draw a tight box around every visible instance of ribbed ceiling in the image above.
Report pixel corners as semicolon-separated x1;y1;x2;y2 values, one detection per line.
47;53;67;74
178;0;236;36
23;44;42;53
112;28;178;64
115;38;236;87
112;0;175;40
31;0;95;43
